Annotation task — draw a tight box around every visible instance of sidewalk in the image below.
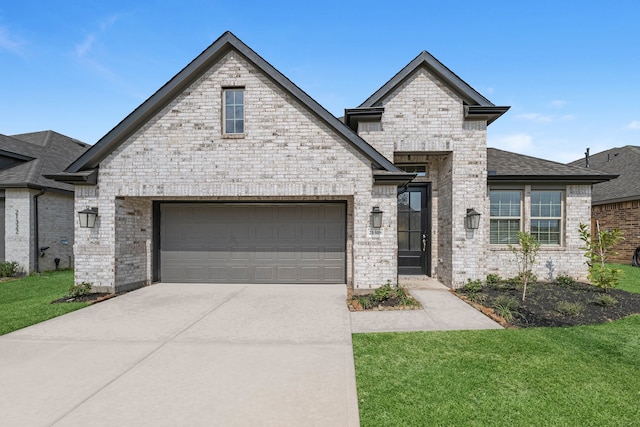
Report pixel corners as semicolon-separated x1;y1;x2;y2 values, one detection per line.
350;277;503;333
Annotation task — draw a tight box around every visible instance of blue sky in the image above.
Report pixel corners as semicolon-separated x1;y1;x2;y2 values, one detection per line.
1;1;639;163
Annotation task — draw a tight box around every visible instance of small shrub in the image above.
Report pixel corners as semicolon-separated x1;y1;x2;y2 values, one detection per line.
556;301;584;316
65;281;92;298
593;294;618;307
0;261;20;277
485;274;501;286
356;295;374;309
555;275;575;287
492;295;520;322
509;275;523;287
509;231;541;301
460;279;483;295
579;222;624;293
467;293;486;304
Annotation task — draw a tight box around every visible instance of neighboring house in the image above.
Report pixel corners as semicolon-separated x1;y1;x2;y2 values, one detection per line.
49;32;613;292
569;146;640;263
0;131;90;273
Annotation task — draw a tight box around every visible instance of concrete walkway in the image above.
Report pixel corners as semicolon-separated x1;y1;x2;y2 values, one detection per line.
351;276;503;333
0;284;359;427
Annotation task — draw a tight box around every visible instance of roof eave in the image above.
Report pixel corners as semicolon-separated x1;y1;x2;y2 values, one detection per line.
465;106;511;125
488;175;617;184
373;171;417;187
44;169;98;185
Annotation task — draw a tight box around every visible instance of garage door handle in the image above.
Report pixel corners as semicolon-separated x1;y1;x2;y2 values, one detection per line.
422;234;427;252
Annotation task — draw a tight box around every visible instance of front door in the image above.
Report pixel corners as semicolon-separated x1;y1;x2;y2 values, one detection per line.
397;184;431;275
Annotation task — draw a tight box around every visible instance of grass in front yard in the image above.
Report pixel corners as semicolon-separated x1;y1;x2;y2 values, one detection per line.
0;270;87;335
353;315;640;426
609;263;640;294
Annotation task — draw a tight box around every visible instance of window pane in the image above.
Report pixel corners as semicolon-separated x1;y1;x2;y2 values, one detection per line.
490;219;520;244
398;213;409;232
490;191;520;217
409;192;421;212
531;219;560;245
398;232;409;251
398;193;409;209
530;191;562;245
410;232;421;251
224;89;244;134
410;212;421;230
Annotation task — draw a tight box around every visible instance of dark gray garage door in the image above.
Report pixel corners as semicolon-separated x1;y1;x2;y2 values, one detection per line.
160;203;346;283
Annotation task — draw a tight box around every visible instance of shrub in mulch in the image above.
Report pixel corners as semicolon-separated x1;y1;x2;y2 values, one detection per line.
348;283;422;311
457;280;640;328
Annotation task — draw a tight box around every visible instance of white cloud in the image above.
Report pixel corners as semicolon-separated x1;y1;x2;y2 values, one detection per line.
550;99;567;108
74;34;95;57
514;113;553;123
626;120;640;129
489;133;534;153
0;26;26;54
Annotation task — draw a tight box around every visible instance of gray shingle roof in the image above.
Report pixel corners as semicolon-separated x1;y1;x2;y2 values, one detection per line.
568;145;640;204
488;148;616;184
0;131;90;192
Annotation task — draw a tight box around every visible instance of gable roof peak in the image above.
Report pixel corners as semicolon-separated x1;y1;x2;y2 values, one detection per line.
61;31;406;180
357;49;509;125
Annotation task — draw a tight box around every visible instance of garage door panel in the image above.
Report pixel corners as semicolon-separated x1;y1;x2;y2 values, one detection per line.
160;203;345;283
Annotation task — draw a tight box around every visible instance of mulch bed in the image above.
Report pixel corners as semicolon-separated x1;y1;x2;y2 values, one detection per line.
50;293;118;305
457;282;640;328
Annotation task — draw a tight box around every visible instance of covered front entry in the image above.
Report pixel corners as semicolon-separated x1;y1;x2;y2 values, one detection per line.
157;202;346;284
397;184;431;275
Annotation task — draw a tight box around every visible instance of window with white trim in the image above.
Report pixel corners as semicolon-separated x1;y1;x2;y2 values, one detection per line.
530;190;563;245
490;190;522;244
223;88;244;134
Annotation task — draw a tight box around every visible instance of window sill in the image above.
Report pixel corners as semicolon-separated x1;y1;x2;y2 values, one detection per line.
489;245;565;251
222;133;245;139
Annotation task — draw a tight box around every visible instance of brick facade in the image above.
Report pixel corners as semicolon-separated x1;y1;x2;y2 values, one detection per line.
592;200;640;264
3;188;75;273
69;36;598;292
76;52;397;292
357;68;488;287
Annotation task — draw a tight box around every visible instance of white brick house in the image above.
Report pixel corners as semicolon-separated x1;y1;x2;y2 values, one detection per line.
0;131;90;273
49;32;612;292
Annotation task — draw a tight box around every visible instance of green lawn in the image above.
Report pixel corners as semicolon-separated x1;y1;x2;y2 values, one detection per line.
0;270;88;335
353;315;640;426
610;263;640;294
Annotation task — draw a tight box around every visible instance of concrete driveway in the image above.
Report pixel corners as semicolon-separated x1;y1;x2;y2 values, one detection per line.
0;283;359;426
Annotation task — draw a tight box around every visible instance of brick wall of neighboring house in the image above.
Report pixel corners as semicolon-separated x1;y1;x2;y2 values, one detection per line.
592;200;640;264
487;184;593;282
358;68;488;287
75;51;398;292
3;188;34;273
37;191;75;271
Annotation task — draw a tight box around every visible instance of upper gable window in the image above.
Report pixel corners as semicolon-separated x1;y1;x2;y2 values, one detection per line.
223;88;244;134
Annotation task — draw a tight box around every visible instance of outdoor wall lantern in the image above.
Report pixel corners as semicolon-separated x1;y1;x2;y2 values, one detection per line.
465;208;481;230
78;207;99;228
371;206;383;229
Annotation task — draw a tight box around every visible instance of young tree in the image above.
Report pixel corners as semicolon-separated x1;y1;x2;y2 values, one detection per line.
579;222;624;293
509;231;540;301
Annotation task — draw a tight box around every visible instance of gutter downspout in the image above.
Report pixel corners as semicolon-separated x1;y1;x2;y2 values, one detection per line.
33;189;45;273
